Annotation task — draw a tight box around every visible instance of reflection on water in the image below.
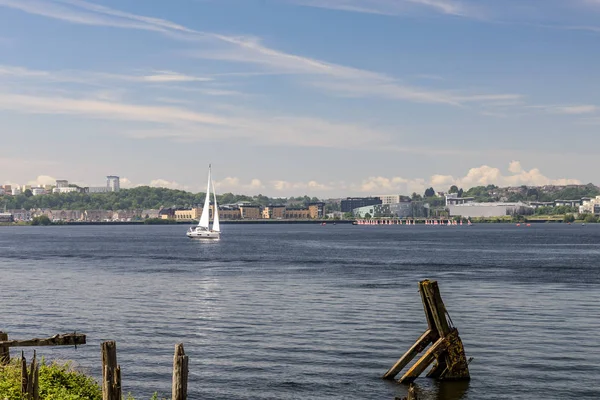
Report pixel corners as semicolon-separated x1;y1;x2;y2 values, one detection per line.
1;224;600;400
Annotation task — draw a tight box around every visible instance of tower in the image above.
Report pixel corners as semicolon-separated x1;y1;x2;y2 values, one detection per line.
107;176;120;192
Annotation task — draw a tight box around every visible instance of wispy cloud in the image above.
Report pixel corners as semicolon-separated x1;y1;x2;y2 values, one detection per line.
528;104;598;115
286;0;471;17
0;0;518;108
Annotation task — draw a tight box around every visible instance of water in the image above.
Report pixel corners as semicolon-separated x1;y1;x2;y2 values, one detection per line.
1;224;599;399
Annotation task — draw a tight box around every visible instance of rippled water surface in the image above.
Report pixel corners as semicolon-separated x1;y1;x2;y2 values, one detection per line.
1;224;600;399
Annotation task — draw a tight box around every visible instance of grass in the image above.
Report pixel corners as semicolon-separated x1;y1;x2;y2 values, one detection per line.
0;358;170;400
0;358;101;400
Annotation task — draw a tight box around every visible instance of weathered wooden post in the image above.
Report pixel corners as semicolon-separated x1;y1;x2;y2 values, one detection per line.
0;331;9;364
383;280;470;383
21;350;40;400
172;343;189;400
101;341;122;400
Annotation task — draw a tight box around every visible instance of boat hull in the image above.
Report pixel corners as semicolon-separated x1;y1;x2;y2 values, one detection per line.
186;229;220;240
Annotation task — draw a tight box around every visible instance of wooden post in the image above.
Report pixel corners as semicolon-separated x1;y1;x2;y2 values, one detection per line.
172;343;189;400
384;280;470;383
101;341;121;400
0;331;9;364
21;351;28;394
21;351;40;400
407;384;418;400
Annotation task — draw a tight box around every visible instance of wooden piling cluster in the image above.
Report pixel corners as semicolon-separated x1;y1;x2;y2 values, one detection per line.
1;331;189;399
383;279;470;383
21;350;40;400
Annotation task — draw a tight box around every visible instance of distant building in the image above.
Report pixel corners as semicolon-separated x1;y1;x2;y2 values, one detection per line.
175;208;201;221
86;186;110;194
554;199;582;208
11;187;21;196
219;206;242;220
55;180;69;188
341;197;382;213
580;196;600;215
308;202;325;219
142;209;160;219
239;204;261;219
445;193;475;206
448;202;533;218
52;187;79;194
353;202;418;218
107;176;120;192
9;209;31;221
3;185;12;193
285;208;310;219
377;195;402;205
31;187;45;196
262;205;285;219
529;201;554;209
0;213;13;223
0;188;4;195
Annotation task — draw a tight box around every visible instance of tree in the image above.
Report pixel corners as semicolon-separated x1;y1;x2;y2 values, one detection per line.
458;188;464;198
31;215;51;225
411;192;422;201
24;189;33;198
563;214;575;223
584;214;598;223
424;187;435;198
364;213;372;219
449;185;459;194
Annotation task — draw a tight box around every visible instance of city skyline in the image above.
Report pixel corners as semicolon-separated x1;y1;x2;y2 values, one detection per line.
0;160;591;197
1;1;599;196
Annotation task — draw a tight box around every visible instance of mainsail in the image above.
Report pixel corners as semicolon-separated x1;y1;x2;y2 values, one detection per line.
198;165;211;229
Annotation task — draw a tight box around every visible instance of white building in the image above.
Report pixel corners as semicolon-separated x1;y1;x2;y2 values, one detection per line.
107;176;120;192
445;193;475;206
580;196;600;215
449;202;534;218
11;187;21;196
87;186;109;193
31;187;45;196
55;180;69;188
377;195;401;204
0;188;4;195
52;187;79;194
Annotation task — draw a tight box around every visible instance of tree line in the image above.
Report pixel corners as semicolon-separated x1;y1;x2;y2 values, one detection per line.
0;186;322;211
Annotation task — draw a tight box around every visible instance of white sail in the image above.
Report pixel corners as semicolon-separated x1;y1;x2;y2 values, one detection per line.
211;173;220;232
198;165;211;229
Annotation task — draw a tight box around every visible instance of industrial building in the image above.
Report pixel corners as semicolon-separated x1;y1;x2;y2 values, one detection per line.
448;202;534;218
341;197;382;213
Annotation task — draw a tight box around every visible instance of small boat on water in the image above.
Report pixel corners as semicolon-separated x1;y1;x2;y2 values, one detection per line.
187;165;221;240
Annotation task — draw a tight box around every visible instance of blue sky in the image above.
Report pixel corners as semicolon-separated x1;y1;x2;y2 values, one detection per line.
1;0;599;197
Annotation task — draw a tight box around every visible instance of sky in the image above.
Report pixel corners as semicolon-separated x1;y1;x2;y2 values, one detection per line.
1;0;599;197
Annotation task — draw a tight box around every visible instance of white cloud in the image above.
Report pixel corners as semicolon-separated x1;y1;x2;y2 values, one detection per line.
271;180;332;192
287;0;470;16
149;179;188;190
215;177;265;192
528;104;598;115
508;160;523;174
27;175;57;186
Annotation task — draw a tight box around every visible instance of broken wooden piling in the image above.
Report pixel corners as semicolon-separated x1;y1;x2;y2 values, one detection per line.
21;350;40;400
383;279;470;383
101;341;122;400
172;343;189;400
0;331;9;364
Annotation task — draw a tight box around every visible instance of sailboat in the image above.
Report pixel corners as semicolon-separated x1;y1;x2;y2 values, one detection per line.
186;165;221;240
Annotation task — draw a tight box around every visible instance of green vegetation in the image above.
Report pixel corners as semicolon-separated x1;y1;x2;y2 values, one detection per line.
0;187;309;211
31;215;52;225
143;218;177;225
0;359;101;400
